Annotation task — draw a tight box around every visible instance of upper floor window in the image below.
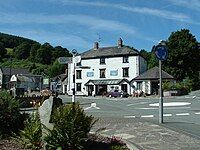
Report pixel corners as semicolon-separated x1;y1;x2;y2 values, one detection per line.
100;69;106;78
76;62;81;66
123;67;129;77
76;70;82;79
100;58;106;64
123;56;129;63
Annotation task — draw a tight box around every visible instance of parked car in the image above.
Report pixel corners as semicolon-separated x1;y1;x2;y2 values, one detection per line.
107;90;129;98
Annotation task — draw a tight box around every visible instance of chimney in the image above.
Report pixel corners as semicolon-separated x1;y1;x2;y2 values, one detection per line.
94;42;99;50
118;38;123;48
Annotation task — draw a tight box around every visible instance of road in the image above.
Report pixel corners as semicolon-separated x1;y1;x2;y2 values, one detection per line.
59;93;200;138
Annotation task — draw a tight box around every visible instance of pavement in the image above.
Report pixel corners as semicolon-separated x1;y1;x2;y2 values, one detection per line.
91;117;200;150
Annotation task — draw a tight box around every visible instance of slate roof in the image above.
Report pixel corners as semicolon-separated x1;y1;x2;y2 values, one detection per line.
85;79;129;85
1;67;32;75
132;66;174;81
81;46;139;59
51;74;67;82
17;75;35;82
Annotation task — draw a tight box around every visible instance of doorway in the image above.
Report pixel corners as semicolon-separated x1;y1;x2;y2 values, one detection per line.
121;84;127;93
88;85;94;96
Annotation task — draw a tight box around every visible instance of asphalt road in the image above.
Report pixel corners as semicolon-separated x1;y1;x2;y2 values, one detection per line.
59;92;200;139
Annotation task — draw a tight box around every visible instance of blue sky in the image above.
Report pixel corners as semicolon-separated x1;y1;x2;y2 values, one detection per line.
0;0;199;52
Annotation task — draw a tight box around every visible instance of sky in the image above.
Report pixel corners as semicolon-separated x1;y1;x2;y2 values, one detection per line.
0;0;199;52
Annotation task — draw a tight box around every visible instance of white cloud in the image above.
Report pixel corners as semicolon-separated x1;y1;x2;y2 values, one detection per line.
168;0;200;11
0;12;135;35
50;0;195;23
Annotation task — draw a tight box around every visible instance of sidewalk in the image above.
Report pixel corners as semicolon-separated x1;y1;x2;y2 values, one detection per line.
91;117;200;150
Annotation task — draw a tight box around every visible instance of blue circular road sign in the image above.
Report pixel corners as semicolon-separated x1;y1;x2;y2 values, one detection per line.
154;44;168;61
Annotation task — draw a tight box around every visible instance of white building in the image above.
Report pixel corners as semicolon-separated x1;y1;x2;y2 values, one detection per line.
67;38;147;96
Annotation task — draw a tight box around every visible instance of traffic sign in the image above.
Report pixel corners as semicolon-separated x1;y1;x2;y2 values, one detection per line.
58;57;72;64
73;55;81;63
154;44;168;61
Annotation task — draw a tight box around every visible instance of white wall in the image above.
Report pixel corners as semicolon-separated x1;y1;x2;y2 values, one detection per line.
67;55;147;96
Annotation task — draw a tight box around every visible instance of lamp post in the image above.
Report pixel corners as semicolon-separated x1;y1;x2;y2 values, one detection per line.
72;49;77;104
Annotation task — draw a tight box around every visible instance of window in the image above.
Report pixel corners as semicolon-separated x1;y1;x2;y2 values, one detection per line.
76;62;81;66
100;69;106;78
100;58;105;64
123;68;129;77
76;70;82;79
76;83;81;91
123;56;129;63
137;82;142;90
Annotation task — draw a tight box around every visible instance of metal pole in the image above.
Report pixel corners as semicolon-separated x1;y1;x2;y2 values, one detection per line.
72;56;75;104
159;60;163;123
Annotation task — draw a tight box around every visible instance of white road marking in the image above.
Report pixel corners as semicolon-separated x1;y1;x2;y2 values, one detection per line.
84;103;100;110
176;113;190;116
114;133;135;139
135;107;190;110
165;107;190;110
195;112;200;115
127;102;150;106
149;102;191;107
163;114;172;117
141;115;154;118
136;108;157;110
124;115;136;118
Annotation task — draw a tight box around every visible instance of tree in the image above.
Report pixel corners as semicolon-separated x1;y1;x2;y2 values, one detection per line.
35;43;53;65
14;42;32;59
49;60;65;78
139;49;157;69
29;43;41;62
51;46;72;62
0;42;6;60
164;29;200;90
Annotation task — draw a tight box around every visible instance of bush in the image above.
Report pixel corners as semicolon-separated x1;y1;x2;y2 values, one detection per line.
15;111;42;150
84;134;129;150
0;90;28;138
44;103;97;150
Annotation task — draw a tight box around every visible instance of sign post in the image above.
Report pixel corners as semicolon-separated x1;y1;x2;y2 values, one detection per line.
153;41;168;124
58;50;89;104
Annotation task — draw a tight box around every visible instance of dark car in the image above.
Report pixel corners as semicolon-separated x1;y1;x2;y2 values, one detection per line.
107;90;129;98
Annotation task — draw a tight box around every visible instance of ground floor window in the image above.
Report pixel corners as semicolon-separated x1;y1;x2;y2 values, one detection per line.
137;82;142;90
76;83;81;91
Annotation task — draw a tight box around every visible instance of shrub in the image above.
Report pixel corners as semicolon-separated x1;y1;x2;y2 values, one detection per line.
44;103;97;150
84;134;129;150
15;111;42;150
0;90;28;138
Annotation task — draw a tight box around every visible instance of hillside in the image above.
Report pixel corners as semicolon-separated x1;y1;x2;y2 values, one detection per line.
0;32;38;48
0;32;72;78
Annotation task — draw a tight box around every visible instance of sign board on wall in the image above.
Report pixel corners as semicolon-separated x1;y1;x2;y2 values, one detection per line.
110;70;118;76
87;72;94;77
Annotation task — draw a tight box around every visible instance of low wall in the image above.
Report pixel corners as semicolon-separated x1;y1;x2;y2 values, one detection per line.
15;95;49;108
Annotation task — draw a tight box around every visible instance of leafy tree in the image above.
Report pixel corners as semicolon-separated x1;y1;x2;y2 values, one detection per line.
139;49;151;61
30;43;41;62
164;29;200;90
14;42;32;59
148;51;158;69
49;60;65;78
35;43;53;65
0;42;6;60
51;46;71;62
0;32;37;48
